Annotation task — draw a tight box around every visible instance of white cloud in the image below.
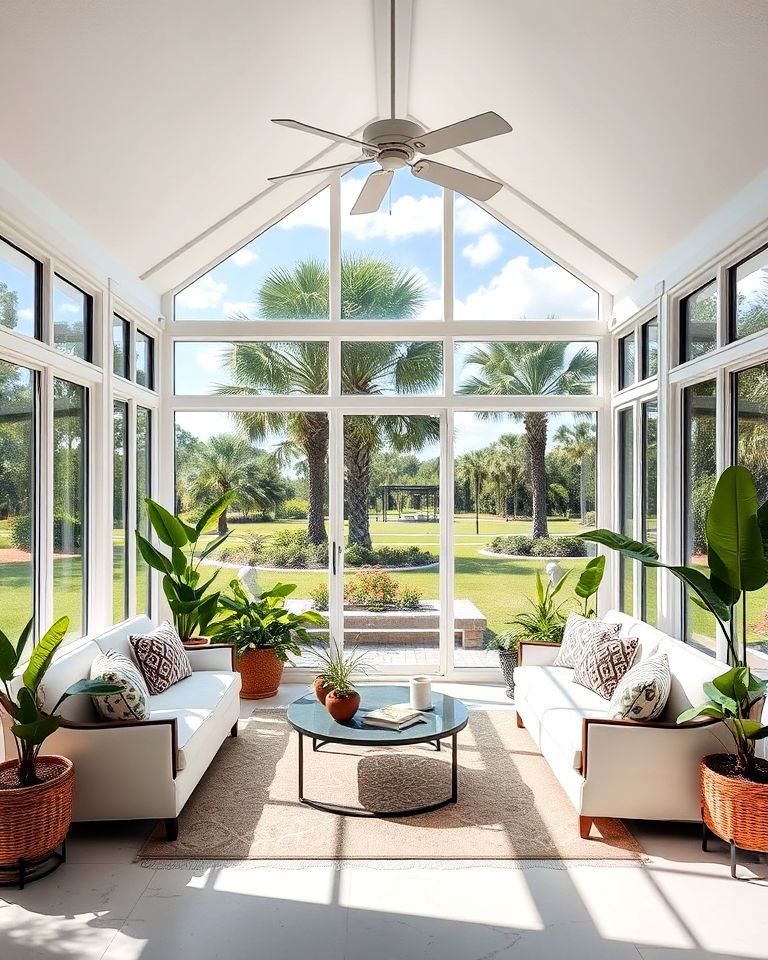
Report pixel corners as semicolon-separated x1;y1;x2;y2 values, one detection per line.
196;347;226;373
17;307;34;321
461;231;502;267
223;300;255;317
455;256;597;320
57;302;80;314
176;275;227;310
455;196;497;235
231;248;258;267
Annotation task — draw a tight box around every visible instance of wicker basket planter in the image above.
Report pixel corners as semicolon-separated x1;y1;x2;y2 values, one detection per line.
0;756;75;866
700;754;768;854
237;648;285;700
498;650;517;699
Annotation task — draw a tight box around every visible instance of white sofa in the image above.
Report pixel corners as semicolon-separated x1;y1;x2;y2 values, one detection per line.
1;616;242;839
514;610;728;838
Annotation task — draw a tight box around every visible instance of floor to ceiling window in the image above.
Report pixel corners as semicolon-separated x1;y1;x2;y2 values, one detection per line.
171;177;602;675
113;401;128;622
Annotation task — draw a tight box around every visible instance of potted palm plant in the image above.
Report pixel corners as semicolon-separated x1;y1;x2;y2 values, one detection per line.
210;580;325;699
0;616;121;885
579;465;768;865
136;492;235;646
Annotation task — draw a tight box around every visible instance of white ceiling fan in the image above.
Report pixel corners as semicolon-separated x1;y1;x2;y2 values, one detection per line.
267;1;512;215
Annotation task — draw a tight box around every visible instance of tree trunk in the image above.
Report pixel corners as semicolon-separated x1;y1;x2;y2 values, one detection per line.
579;455;588;522
475;477;480;535
218;506;228;535
345;434;372;549
525;412;549;538
305;427;328;545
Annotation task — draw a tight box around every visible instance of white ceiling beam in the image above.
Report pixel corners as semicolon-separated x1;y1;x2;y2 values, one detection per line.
373;0;413;120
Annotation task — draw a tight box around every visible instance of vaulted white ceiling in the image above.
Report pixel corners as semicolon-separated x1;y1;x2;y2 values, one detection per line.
2;0;767;297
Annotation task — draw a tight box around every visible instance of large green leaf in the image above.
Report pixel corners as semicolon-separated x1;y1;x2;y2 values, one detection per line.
171;546;188;577
706;466;768;592
578;530;659;560
0;631;18;682
146;499;188;548
677;703;724;724
22;616;69;695
574;555;605;600
198;532;231;562
11;714;61;745
136;533;173;575
195;491;236;536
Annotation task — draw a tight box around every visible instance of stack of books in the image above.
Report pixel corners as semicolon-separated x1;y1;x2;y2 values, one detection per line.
362;703;426;731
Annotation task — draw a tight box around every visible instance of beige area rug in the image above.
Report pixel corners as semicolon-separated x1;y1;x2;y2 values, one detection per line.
139;710;644;861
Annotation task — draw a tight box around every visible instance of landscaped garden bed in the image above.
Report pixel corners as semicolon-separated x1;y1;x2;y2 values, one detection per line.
485;534;588;558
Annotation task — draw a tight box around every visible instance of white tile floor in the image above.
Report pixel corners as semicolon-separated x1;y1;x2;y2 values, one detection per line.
2;684;767;960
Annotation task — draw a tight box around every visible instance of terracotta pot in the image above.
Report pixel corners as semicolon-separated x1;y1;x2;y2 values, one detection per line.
326;690;360;722
313;676;334;704
700;754;768;852
237;648;285;700
0;756;75;865
182;636;210;649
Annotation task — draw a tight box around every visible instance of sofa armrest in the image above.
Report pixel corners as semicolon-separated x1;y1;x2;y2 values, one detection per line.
60;716;179;777
518;641;561;667
579;716;726;820
187;643;236;672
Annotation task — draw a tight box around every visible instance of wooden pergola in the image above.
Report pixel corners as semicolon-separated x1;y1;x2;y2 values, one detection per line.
376;484;439;522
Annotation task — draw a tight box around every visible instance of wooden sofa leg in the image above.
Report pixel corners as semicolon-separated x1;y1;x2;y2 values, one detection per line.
164;817;179;841
230;721;239;737
579;816;593;839
515;711;525;729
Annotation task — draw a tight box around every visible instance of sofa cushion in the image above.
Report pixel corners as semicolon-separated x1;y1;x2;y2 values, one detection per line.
90;649;150;721
573;634;638;700
554;613;620;668
148;670;240;770
514;664;609;769
608;652;672;720
130;621;192;695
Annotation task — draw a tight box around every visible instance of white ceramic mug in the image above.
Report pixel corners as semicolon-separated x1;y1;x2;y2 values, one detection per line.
409;675;432;711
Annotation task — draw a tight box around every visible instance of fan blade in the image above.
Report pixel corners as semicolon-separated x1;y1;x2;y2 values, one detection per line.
408;111;512;155
268;158;373;182
349;169;394;215
411;160;502;201
272;119;376;150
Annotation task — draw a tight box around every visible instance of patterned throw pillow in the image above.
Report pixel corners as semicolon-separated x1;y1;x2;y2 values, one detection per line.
573;635;639;700
608;653;671;721
130;621;192;695
554;613;621;669
90;649;150;721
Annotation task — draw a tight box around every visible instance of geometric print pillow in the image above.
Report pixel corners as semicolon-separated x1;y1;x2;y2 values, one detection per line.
129;620;192;695
90;649;150;721
573;634;639;700
608;653;671;721
554;613;621;669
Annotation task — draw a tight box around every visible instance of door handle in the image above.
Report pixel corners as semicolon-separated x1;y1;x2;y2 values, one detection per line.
332;540;336;575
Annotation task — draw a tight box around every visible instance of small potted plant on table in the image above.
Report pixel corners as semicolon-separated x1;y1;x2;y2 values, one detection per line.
210;580;326;699
311;643;370;721
0;616;122;887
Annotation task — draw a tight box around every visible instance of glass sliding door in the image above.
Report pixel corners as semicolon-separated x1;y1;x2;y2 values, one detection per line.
53;379;87;638
641;400;658;624
453;410;596;668
0;360;36;637
343;414;441;670
174;410;329;668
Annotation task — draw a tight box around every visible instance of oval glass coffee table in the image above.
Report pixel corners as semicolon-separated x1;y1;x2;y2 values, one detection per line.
287;685;469;817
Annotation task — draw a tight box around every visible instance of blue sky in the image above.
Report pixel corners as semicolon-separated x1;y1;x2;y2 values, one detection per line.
174;170;598;323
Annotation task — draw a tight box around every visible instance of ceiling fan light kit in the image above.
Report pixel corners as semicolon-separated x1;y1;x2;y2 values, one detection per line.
268;2;513;214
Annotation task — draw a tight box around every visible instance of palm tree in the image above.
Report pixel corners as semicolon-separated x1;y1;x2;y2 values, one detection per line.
457;451;489;535
218;341;329;544
183;434;287;534
553;420;596;522
222;258;436;548
487;449;508;517
496;433;528;519
458;342;596;537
